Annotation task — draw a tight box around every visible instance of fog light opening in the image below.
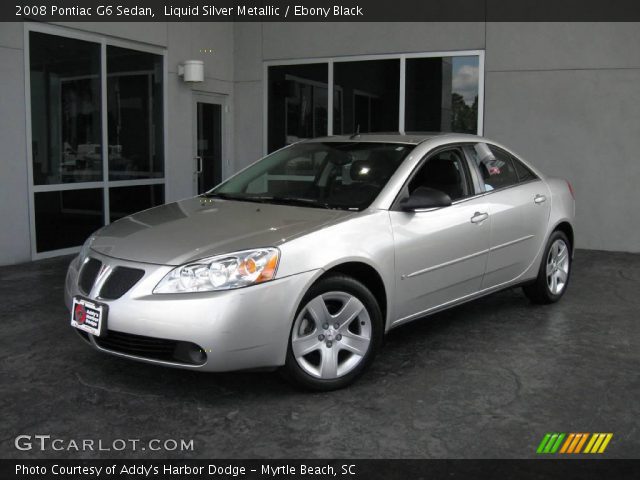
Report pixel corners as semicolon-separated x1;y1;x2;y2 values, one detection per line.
173;342;207;365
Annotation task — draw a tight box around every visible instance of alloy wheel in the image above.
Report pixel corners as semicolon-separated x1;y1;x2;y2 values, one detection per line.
546;239;570;295
291;291;372;379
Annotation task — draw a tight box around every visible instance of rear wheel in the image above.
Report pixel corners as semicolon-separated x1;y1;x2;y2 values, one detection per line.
283;274;383;391
523;230;571;304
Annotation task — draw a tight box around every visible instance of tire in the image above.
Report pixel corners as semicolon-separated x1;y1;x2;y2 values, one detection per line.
282;274;383;391
523;230;572;304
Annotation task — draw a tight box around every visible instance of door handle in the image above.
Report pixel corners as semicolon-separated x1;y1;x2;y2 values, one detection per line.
534;194;547;204
195;156;203;174
470;212;489;224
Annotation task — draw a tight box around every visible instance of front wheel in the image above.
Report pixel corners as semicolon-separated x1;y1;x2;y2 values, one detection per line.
523;230;572;304
282;274;383;391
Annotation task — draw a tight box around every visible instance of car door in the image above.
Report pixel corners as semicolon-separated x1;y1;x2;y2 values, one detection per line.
466;143;551;288
389;147;491;323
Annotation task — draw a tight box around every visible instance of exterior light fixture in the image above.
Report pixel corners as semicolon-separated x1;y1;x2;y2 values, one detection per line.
178;60;204;83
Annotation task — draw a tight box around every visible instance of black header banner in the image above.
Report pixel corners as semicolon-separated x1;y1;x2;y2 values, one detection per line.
3;459;640;480
5;0;640;22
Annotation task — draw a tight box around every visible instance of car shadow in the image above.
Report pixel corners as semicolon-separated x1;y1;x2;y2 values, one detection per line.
80;286;530;403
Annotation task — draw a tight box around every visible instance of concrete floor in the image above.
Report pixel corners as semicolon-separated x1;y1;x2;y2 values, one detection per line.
0;250;638;459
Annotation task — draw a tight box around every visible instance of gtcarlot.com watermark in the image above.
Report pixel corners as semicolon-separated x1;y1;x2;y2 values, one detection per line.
15;435;194;452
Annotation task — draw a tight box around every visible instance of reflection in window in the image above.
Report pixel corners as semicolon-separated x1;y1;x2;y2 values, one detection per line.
109;185;164;222
29;32;102;185
333;60;400;135
34;189;104;252
405;56;479;133
268;64;328;153
107;46;164;180
215;142;412;210
28;31;166;254
469;144;519;191
409;149;469;201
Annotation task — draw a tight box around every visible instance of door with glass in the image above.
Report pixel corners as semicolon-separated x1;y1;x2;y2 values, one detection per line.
194;95;225;194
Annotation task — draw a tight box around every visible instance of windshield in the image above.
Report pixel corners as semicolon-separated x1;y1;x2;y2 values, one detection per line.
208;142;414;210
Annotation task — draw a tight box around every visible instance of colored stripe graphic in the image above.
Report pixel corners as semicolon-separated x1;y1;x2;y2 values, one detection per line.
550;433;565;453
584;433;614;454
567;433;584;453
536;434;552;454
539;433;613;454
584;433;599;453
536;433;565;454
560;433;575;453
574;433;589;453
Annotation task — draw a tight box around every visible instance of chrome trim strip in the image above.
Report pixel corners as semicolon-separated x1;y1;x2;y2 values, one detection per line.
402;248;490;279
489;234;535;252
402;234;534;279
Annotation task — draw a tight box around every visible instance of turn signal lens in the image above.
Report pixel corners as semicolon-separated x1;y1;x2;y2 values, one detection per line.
154;248;280;294
257;251;279;283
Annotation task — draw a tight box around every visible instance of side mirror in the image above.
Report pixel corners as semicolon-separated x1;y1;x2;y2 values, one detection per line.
400;187;452;211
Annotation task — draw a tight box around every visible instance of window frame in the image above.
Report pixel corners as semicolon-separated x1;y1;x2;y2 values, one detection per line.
511;153;540;184
390;144;476;212
24;22;168;260
264;50;485;155
463;143;542;197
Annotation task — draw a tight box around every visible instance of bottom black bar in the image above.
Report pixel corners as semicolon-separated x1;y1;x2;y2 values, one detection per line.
2;459;639;480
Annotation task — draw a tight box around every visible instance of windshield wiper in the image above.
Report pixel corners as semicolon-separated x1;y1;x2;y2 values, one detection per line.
201;192;266;204
203;193;339;209
257;196;333;209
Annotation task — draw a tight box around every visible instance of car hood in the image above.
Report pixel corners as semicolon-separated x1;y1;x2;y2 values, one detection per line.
90;197;354;265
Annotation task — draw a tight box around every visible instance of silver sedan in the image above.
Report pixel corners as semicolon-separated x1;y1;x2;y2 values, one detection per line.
65;133;575;390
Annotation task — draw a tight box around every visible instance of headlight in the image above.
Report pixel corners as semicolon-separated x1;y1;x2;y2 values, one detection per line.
153;248;280;294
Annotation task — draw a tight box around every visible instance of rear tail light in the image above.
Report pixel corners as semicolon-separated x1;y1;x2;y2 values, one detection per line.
566;180;575;199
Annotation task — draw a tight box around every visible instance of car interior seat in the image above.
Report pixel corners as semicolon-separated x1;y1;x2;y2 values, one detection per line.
412;157;464;200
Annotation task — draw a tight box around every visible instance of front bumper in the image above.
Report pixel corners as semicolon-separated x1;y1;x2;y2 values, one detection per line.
65;250;319;372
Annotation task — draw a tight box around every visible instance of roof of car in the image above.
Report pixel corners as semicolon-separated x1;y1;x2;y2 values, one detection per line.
305;132;487;145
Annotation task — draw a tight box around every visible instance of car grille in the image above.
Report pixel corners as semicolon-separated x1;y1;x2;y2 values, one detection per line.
94;331;206;366
78;258;102;294
99;267;145;300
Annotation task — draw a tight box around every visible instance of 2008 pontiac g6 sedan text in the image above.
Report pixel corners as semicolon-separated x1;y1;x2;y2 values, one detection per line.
65;133;575;390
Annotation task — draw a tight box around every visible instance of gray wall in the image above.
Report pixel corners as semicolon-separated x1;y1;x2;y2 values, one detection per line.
233;22;640;253
484;23;640;253
0;21;235;265
1;21;639;265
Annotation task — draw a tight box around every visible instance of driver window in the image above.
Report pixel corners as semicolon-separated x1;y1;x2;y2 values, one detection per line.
408;149;469;201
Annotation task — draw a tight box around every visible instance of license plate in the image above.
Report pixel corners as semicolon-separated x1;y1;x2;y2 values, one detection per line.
71;297;107;337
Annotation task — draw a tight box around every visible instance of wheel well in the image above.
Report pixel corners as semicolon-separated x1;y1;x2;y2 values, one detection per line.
320;262;387;320
554;221;574;251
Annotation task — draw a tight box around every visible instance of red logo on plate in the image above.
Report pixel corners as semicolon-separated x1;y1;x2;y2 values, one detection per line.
74;304;87;324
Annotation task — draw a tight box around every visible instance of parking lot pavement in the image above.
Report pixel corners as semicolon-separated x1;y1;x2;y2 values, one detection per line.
1;250;638;458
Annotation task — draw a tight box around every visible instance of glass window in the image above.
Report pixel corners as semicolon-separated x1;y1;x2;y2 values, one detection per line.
267;64;328;153
469;144;519;191
333;59;400;135
34;189;104;252
109;185;165;222
212;142;413;211
107;46;164;180
409;149;470;201
512;157;538;183
405;56;479;133
196;102;223;193
29;32;102;185
28;31;166;254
